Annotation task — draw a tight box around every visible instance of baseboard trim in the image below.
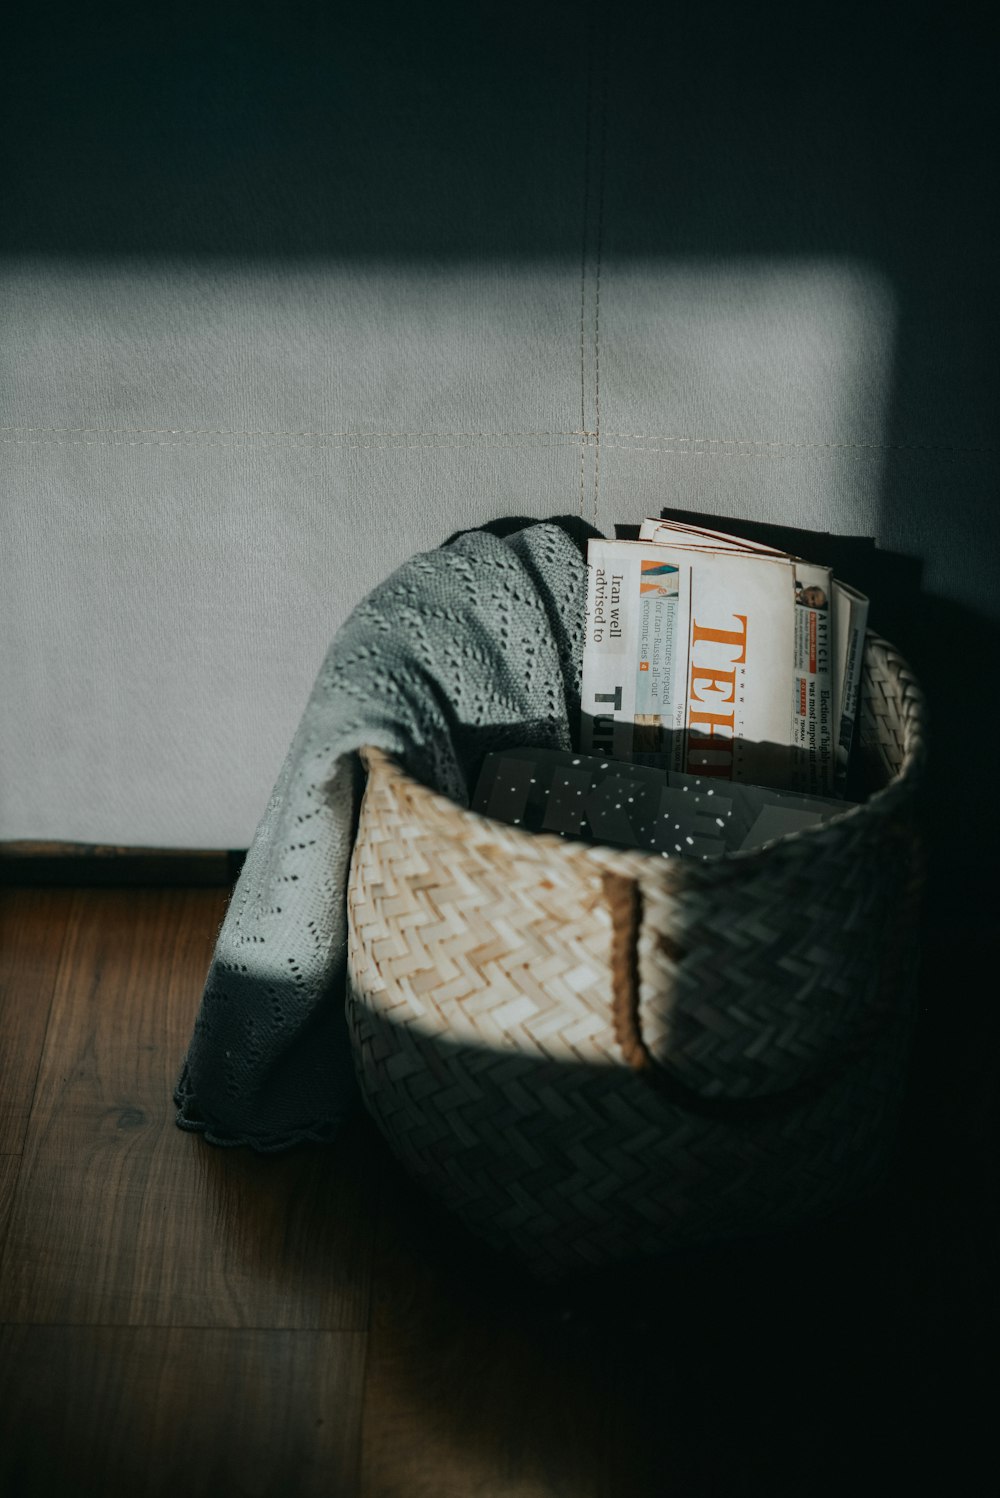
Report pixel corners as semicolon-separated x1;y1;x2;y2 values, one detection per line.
0;843;247;888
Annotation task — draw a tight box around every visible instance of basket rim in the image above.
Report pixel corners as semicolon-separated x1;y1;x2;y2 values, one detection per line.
359;632;926;882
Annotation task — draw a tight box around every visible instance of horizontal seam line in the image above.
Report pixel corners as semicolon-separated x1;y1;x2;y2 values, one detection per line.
0;425;992;454
0;435;585;452
600;443;999;458
3;434;993;458
601;432;999;453
0;425;585;439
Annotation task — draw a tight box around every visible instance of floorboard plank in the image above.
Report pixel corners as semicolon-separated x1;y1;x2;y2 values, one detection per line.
0;888;380;1329
0;887;73;1150
0;1324;367;1498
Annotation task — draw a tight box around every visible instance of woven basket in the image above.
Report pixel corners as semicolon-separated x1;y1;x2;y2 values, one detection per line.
346;633;927;1278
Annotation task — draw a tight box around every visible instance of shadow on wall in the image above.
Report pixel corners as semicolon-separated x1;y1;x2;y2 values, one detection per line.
5;1;997;819
5;14;995;649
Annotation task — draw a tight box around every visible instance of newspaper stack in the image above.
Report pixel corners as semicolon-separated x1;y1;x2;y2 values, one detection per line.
581;517;869;797
472;746;856;859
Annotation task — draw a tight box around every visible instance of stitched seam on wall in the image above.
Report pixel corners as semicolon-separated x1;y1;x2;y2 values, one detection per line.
598;440;998;459
597;442;866;461
0;434;584;452
599;433;1000;453
0;424;584;439
592;28;610;530
2;427;993;455
578;16;595;520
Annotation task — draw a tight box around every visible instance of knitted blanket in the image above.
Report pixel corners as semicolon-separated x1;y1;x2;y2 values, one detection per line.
174;516;598;1150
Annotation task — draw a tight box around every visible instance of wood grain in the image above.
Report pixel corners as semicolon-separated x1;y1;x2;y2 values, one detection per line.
0;887;380;1329
0;887;72;1150
0;1324;367;1498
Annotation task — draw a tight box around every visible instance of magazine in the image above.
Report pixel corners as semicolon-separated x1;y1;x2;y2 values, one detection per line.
580;530;837;794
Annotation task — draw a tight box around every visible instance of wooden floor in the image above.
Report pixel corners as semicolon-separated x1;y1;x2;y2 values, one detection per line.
0;882;995;1498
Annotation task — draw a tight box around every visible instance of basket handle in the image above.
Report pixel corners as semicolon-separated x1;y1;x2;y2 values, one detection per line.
602;862;917;1123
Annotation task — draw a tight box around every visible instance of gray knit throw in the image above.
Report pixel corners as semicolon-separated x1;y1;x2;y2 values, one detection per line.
174;517;597;1149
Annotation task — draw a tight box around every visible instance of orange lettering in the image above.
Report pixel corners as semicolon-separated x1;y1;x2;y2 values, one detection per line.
690;663;736;704
690;614;748;663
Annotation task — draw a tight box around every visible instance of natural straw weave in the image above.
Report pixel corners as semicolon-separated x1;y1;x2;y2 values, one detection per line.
346;633;927;1278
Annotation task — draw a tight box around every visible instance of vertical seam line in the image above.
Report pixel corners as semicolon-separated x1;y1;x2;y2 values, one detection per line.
579;20;595;519
592;28;610;531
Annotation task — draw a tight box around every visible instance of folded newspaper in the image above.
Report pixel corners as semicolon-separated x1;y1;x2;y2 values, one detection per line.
472;746;857;858
580;518;869;797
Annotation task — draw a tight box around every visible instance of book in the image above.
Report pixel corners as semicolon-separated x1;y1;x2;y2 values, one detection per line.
581;530;837;795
